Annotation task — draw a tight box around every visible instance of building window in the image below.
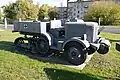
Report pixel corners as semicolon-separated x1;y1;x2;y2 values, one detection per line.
74;13;76;16
77;15;79;18
74;9;76;11
74;4;76;7
77;5;79;8
80;8;84;12
78;11;79;13
84;6;88;8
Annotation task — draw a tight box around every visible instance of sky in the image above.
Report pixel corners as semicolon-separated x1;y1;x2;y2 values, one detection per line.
0;0;71;7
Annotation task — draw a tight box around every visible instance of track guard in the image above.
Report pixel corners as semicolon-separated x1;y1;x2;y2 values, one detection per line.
41;32;52;46
62;37;90;51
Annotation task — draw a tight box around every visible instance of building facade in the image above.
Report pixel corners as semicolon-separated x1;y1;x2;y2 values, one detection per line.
57;7;67;19
68;0;93;19
113;0;120;4
57;0;120;20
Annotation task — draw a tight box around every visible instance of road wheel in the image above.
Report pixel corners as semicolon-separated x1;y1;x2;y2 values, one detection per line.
36;36;51;56
14;37;24;48
65;42;88;65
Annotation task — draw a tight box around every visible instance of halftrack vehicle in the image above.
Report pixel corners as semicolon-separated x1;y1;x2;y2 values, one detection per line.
13;20;111;65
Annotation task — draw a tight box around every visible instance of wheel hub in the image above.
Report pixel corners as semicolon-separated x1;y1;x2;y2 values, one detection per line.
40;41;45;49
71;52;76;56
69;47;81;59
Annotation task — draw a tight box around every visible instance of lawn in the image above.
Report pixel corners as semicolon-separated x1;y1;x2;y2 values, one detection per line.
0;30;120;80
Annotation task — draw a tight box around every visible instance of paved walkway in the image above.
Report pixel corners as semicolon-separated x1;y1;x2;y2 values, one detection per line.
102;26;120;34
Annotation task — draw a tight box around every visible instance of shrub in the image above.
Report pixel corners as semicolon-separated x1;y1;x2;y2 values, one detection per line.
84;1;120;25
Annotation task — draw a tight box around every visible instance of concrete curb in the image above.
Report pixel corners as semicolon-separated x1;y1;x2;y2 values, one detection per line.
64;54;94;70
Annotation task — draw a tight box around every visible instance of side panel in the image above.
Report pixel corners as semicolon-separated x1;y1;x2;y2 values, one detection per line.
19;22;41;33
86;22;99;43
65;22;99;43
65;23;86;39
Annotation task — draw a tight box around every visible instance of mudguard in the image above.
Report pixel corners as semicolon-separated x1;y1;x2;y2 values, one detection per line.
62;37;90;51
100;38;111;47
41;32;52;46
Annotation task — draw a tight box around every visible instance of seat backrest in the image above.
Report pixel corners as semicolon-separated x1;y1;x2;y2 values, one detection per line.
50;20;62;29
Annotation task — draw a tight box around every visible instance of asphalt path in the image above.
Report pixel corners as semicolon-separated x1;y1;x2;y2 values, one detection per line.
0;25;13;30
102;26;120;34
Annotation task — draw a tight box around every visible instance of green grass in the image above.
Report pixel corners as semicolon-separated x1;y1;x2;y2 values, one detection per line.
0;30;120;80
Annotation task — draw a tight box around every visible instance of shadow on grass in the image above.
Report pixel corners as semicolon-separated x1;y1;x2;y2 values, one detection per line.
0;41;16;53
0;41;120;80
0;41;72;65
44;68;103;80
107;39;120;43
44;68;120;80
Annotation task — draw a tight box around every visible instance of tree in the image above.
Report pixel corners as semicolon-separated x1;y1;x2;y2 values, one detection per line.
0;10;3;23
38;5;59;21
4;0;39;20
0;10;3;20
38;4;50;20
84;1;120;25
3;3;18;20
48;7;59;20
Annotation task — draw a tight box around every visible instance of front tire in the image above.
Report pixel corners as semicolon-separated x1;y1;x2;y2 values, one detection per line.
64;42;88;65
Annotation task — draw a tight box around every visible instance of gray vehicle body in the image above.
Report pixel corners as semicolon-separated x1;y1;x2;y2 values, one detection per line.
13;20;110;51
13;20;111;65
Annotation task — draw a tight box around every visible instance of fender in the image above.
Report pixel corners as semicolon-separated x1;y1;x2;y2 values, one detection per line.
100;38;111;47
62;37;90;51
41;32;52;46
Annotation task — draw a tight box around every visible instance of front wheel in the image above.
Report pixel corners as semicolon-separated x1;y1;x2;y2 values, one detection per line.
64;42;88;65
